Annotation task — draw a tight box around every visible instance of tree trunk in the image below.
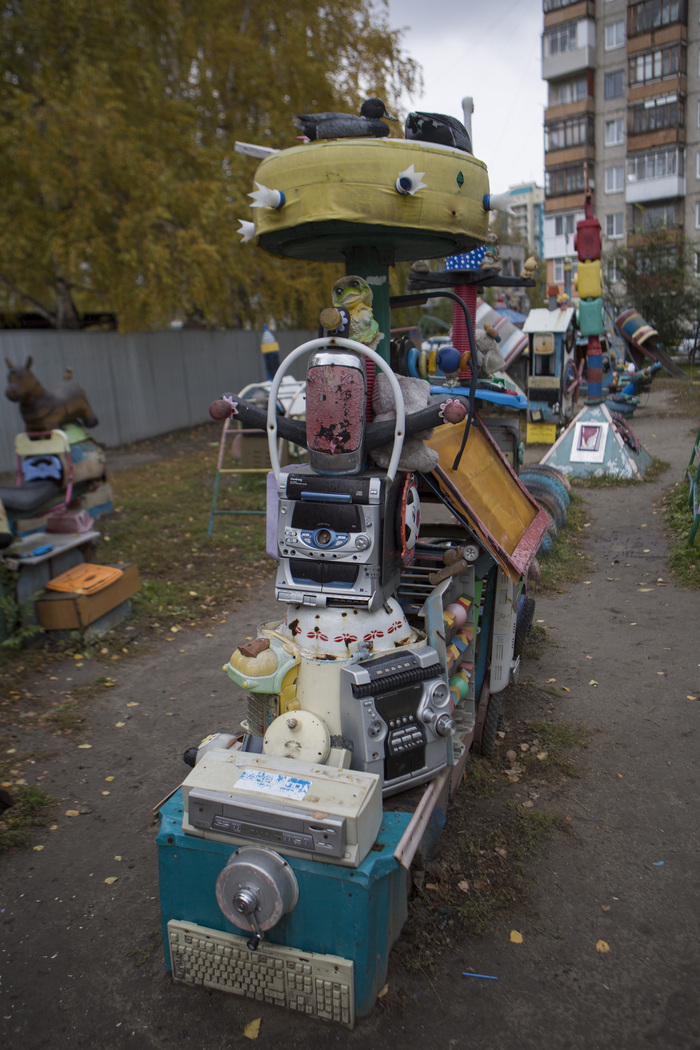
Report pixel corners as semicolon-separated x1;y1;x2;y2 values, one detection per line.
54;276;82;330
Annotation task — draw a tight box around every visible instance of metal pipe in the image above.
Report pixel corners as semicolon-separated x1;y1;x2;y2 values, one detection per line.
393;767;450;869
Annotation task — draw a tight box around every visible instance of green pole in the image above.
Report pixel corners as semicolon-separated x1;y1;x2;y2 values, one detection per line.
342;244;396;362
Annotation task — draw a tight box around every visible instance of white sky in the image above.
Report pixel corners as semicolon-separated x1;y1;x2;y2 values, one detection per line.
385;0;547;194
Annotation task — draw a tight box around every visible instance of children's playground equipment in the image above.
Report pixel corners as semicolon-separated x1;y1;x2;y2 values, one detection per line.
156;99;552;1026
0;360;118;642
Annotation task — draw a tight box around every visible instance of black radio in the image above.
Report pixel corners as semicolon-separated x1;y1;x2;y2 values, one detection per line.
338;647;454;796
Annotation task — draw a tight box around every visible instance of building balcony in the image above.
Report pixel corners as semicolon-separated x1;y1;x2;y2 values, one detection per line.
627;0;687;43
542;43;595;80
544;97;595;122
626;173;686;203
543;0;595;28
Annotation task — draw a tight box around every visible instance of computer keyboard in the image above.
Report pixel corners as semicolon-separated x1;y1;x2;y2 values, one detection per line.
167;919;355;1027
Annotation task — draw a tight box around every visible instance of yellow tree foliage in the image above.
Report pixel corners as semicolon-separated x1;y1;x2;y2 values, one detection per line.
0;0;418;330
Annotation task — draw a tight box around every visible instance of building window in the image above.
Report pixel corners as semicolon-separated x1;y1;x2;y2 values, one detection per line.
694;252;700;278
545;115;593;151
605;213;624;238
605;21;625;50
546;22;578;56
543;0;581;10
630;96;684;135
632;200;682;232
696;201;700;228
554;213;578;237
696;150;700;178
629;44;685;85
553;257;579;283
629;0;686;36
605;165;625;193
605;118;625;146
548;76;587;106
545;164;586;197
628;147;684;183
604;70;625;99
605;258;621;283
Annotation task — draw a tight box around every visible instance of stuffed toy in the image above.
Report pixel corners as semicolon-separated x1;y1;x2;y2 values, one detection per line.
475;324;506;377
370;373;439;472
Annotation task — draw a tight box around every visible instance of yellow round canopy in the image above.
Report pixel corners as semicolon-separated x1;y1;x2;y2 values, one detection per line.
250;138;490;262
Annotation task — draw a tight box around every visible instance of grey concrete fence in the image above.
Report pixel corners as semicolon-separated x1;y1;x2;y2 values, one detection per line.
0;328;315;473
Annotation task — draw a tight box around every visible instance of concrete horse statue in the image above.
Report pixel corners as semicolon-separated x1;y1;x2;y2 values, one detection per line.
5;356;99;433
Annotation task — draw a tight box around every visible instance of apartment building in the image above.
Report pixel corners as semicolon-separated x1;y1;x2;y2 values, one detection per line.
505;182;545;256
541;0;698;292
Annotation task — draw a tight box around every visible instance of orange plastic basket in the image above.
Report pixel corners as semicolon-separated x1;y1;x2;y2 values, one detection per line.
46;563;123;595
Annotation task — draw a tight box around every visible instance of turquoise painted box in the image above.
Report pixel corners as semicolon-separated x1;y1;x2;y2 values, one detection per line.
578;297;605;336
156;790;411;1017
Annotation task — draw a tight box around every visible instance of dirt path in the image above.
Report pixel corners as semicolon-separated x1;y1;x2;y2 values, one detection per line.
1;390;698;1049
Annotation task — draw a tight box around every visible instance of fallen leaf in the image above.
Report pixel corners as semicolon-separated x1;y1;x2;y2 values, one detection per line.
126;702;139;707
496;730;506;739
244;1019;261;1040
518;743;529;752
589;680;598;687
458;880;470;893
115;722;126;728
596;940;610;953
505;750;517;762
77;743;92;750
601;904;611;913
425;882;439;892
687;696;697;701
510;930;523;944
33;844;44;851
561;686;570;692
377;984;389;999
522;800;533;808
546;678;556;684
104;876;118;885
105;776;115;782
65;810;80;818
536;752;548;761
495;847;507;859
102;791;110;796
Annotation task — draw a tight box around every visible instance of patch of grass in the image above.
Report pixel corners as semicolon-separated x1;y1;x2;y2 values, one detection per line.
535;492;593;593
103;451;274;633
396;803;563;975
394;699;587;974
526;719;589;752
662;480;700;589
0;783;55;852
655;369;700;416
571;456;668;489
40;700;85;734
128;928;162;967
521;623;551;661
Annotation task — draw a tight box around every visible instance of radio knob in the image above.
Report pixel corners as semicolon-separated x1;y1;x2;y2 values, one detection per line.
435;714;455;737
355;534;371;551
429;682;450;707
368;720;383;738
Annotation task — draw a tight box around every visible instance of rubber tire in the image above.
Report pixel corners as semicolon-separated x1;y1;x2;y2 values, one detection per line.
514;596;536;660
476;689;504;760
522;463;572;491
520;470;570;508
524;482;567;529
538;531;553;557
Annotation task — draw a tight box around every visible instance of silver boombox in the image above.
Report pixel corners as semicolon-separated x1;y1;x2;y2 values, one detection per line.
338;646;454;796
274;466;401;610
